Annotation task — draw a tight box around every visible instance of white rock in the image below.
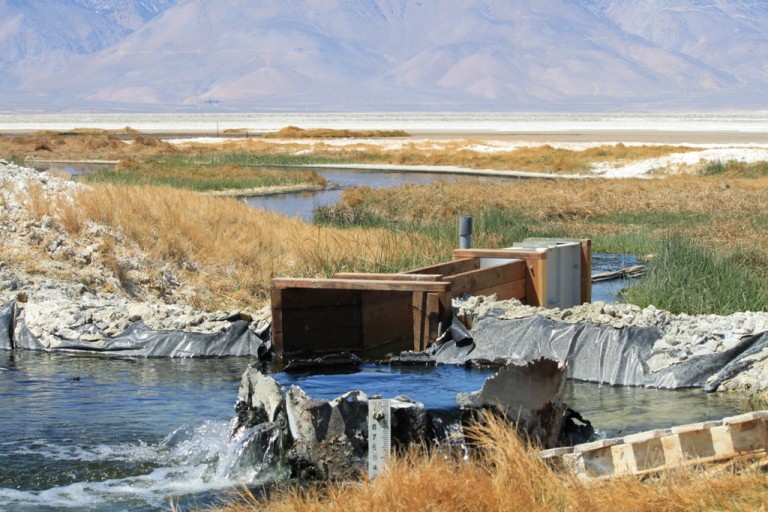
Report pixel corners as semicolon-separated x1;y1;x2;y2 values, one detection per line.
128;304;154;322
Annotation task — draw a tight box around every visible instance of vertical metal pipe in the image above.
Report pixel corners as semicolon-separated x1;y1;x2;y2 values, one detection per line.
459;216;473;249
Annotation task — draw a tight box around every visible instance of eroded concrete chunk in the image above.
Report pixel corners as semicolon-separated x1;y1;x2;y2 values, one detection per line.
457;357;575;448
233;364;437;482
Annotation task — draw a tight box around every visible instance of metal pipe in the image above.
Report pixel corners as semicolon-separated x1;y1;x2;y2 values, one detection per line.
459;216;473;249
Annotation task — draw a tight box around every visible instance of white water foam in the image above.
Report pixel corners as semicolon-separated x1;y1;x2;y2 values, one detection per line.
0;418;272;512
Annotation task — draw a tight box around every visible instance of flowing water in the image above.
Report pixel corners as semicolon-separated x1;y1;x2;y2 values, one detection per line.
1;153;738;510
0;351;746;511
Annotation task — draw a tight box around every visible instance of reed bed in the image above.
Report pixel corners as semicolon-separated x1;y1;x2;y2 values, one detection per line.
702;159;768;178
2;131;699;175
317;176;768;314
82;159;327;193
212;416;768;512
206;140;696;174
318;176;768;249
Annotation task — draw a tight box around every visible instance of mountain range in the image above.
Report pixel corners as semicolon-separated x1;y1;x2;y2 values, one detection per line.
2;0;768;112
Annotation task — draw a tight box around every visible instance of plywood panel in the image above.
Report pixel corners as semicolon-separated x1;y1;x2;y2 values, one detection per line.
406;258;480;276
472;278;526;301
446;260;525;296
272;287;361;310
334;273;442;281
581;239;592;304
361;290;413;350
453;249;547;261
272;277;450;292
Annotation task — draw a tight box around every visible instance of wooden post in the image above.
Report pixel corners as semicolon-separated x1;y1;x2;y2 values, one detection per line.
412;290;451;351
580;239;592;304
524;255;548;307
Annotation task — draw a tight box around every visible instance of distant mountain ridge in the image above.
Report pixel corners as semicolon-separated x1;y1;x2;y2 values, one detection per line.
2;0;767;111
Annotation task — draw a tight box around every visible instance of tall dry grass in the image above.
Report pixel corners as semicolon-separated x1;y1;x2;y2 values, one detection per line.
2;131;700;175
321;176;768;256
306;142;697;173
175;139;699;174
36;183;438;309
213;416;768;512
16;171;768;312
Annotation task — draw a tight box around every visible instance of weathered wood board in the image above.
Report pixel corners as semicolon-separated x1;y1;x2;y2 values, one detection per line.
271;239;592;359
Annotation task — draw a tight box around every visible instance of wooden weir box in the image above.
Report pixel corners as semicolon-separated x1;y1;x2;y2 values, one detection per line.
270;239;591;360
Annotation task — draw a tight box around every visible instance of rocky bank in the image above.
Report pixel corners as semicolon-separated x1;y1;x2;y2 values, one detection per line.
1;160;767;395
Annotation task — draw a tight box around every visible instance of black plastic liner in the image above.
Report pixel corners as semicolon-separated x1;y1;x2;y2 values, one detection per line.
0;300;14;351
431;315;768;390
3;299;271;358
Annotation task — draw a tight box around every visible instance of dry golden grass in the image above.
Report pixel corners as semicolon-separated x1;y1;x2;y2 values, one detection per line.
14;166;768;310
329;176;768;255
2;130;699;175
29;182;435;309
0;131;178;161
213;417;768;512
262;126;410;139
173;137;701;174
291;141;697;173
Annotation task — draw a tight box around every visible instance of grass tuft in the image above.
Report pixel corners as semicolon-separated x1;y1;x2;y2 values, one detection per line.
210;415;768;512
262;126;410;139
82;159;327;193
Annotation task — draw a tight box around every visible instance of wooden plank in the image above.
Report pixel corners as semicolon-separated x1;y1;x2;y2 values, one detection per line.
471;278;526;301
361;290;413;350
526;257;548;307
412;292;428;352
453;249;548;261
272;277;451;292
445;260;525;296
333;273;443;281
271;307;285;358
405;258;480;276
272;304;362;331
272;287;361;310
412;290;450;352
279;325;363;355
580;239;592;304
361;291;412;326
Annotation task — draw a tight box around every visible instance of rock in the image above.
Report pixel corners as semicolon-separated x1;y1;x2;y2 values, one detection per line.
128;304;154;322
457;358;572;448
283;352;362;373
388;351;436;365
233;366;438;482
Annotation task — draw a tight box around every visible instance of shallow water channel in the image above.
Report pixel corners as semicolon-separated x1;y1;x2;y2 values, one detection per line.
1;164;743;510
0;352;745;511
242;167;463;221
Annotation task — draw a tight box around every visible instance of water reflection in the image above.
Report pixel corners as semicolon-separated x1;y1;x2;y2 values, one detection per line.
590;253;641;303
244;168;462;221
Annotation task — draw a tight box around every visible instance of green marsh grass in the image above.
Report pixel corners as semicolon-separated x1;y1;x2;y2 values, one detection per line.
161;151;352;167
623;236;768;314
702;159;768;178
81;159;327;193
315;177;768;314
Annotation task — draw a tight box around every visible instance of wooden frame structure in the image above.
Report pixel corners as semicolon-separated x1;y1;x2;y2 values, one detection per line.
271;239;591;360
